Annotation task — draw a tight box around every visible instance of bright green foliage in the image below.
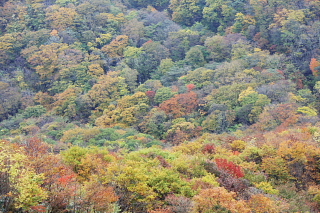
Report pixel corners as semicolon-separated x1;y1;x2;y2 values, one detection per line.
148;168;195;197
185;45;206;68
207;83;251;109
154;87;176;104
192;173;219;187
52;62;96;93
61;126;161;150
124;46;143;62
240;146;263;163
169;0;205;26
182;67;215;88
202;0;241;33
237;86;271;124
22;105;47;118
155;58;175;79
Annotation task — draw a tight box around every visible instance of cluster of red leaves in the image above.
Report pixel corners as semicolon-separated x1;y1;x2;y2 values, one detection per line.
57;174;76;186
202;143;215;154
30;205;47;213
146;90;156;99
186;84;196;92
215;158;244;178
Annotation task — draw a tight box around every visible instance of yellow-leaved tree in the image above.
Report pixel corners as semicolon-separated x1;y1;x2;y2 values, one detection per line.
0;140;47;211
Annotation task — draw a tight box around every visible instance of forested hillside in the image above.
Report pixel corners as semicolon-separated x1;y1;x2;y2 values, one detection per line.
1;0;320;212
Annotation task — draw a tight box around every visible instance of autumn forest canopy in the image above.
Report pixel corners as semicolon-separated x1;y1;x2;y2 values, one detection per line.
2;0;320;212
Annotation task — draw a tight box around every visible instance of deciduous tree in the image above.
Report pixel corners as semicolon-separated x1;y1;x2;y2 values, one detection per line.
45;5;78;31
193;187;250;213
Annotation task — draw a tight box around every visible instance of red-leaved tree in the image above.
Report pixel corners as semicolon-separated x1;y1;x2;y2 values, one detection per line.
215;158;244;178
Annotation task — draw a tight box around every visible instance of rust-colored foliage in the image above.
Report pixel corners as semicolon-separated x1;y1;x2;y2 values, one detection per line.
215;158;244;178
253;103;299;132
82;181;118;212
310;58;320;77
21;137;49;158
57;174;76;186
166;123;202;145
306;156;320;185
160;91;198;118
202;143;216;154
157;155;171;168
34;92;55;110
101;35;129;58
30;205;46;212
40;155;79;212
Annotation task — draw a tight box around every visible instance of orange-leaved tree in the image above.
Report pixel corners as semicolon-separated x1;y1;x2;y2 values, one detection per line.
310;58;320;77
193;187;250;213
160;91;198;118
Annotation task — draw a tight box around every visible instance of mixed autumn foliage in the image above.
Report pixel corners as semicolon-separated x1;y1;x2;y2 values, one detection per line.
1;0;320;212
